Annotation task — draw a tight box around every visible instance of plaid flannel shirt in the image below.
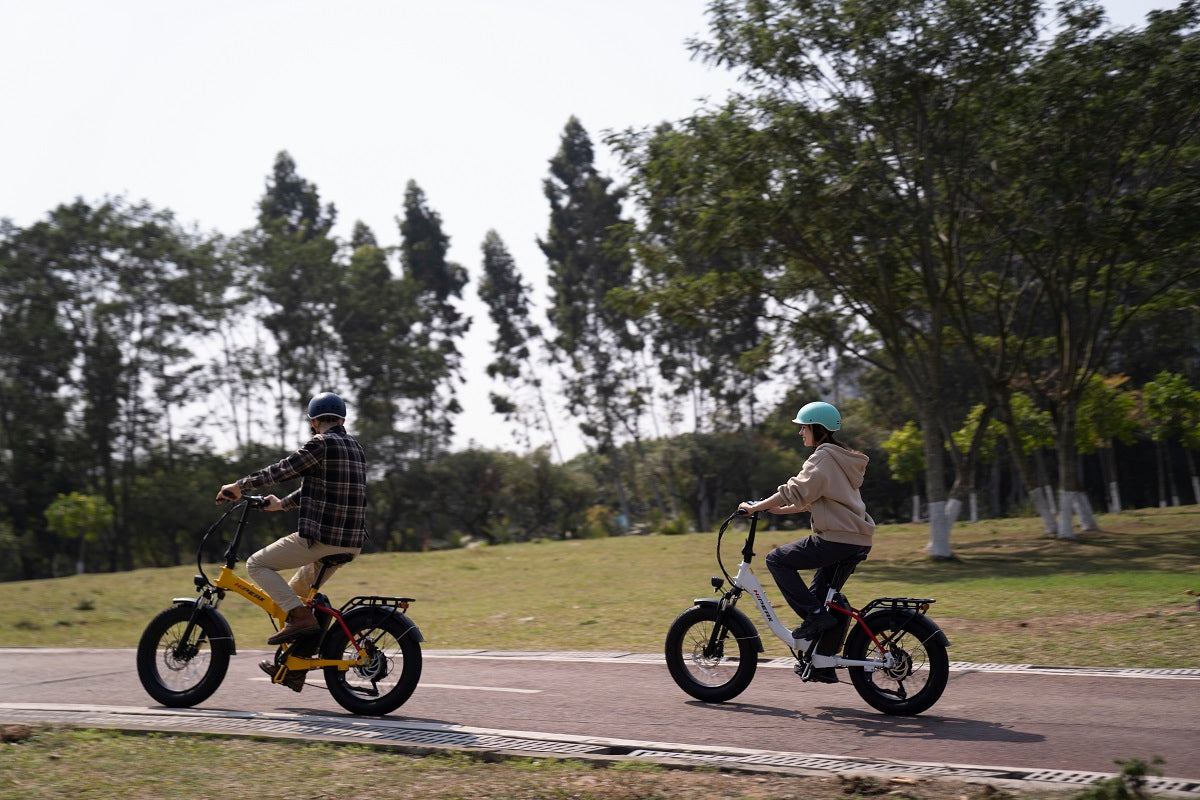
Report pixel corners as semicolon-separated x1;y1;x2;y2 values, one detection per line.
237;425;368;548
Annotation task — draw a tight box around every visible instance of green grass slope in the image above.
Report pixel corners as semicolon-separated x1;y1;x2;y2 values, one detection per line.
2;507;1197;668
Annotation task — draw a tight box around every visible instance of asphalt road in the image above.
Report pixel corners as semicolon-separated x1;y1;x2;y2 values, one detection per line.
2;648;1198;789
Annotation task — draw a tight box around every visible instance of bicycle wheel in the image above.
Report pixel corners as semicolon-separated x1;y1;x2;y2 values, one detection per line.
844;611;949;716
321;606;423;715
664;604;758;703
136;604;231;708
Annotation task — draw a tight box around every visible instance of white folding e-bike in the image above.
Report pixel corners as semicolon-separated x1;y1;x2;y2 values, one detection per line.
665;510;950;716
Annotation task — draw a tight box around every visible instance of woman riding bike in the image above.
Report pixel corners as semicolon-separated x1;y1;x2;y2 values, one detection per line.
737;401;875;678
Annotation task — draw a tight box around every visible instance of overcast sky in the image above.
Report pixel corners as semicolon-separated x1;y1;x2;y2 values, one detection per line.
0;0;1180;456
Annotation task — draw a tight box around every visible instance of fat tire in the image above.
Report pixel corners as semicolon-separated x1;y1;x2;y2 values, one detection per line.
321;606;423;715
136;604;231;708
844;611;949;716
665;604;758;703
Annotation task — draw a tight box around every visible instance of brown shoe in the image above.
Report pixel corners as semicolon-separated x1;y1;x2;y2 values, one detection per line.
259;658;307;692
267;607;320;645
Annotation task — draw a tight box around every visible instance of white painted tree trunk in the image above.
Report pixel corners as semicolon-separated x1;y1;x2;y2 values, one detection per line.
1192;475;1200;506
1108;481;1122;514
1056;488;1078;540
945;497;962;526
926;500;953;558
1076;491;1098;531
1044;485;1057;514
969;492;979;523
1029;487;1056;534
911;495;921;523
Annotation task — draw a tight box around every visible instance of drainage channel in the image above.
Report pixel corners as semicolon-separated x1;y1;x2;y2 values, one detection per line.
2;704;1197;798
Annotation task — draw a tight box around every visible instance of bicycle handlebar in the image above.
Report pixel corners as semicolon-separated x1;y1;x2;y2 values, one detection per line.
196;495;267;586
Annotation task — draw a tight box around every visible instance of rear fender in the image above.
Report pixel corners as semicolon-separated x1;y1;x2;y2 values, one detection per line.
339;604;425;643
171;598;237;655
693;598;764;653
861;608;950;648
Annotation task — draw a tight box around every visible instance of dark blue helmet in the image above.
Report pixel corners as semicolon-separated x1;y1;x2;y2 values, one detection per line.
307;392;347;420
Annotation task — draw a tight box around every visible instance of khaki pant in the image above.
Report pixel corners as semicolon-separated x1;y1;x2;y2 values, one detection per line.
246;532;361;613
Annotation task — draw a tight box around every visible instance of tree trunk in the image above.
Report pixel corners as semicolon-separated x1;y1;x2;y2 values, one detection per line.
1054;409;1080;540
996;402;1055;533
1156;440;1168;507
945;497;962;526
1166;443;1181;506
1185;449;1200;505
1029;486;1056;533
920;409;952;557
1103;447;1122;513
1075;491;1098;531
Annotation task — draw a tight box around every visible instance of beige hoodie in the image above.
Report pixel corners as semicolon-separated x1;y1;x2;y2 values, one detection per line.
777;443;876;547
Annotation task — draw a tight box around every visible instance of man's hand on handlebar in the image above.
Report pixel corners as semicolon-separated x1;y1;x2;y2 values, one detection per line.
260;494;284;512
216;483;242;505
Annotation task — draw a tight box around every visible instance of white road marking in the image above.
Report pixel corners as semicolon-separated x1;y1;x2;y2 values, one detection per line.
421;683;540;694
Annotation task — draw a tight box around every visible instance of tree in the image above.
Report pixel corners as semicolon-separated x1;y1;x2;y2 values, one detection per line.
540;117;641;524
248;151;340;448
1141;371;1200;506
43;492;114;574
1076;375;1138;513
621;0;1051;556
477;229;562;459
396;180;470;461
979;2;1200;537
951;406;1007;523
882;422;925;524
0;217;75;577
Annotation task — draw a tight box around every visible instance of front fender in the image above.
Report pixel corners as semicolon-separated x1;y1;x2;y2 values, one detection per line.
171;598;237;655
692;598;764;653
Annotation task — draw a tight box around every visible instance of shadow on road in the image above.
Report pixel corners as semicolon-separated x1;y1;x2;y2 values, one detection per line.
811;706;1044;743
684;699;809;720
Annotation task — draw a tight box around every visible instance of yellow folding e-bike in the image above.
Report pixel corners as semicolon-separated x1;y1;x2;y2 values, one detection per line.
136;496;423;715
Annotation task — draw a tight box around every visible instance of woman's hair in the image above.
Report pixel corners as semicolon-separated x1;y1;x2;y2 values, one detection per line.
810;424;864;455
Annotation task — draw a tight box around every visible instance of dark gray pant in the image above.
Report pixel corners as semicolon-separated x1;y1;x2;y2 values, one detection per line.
765;535;870;618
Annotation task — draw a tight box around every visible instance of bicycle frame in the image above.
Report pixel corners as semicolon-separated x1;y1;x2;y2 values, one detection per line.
718;512;895;672
188;498;373;674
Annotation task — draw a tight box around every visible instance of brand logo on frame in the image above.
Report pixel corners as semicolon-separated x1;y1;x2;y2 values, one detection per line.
751;587;775;623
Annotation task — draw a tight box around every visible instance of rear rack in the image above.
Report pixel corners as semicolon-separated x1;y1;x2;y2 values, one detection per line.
341;595;416;613
859;596;935;614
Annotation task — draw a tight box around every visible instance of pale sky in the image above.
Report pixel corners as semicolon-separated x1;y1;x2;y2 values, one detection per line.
0;0;1179;457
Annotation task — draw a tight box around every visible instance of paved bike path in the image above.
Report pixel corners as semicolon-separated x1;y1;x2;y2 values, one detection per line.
1;648;1197;797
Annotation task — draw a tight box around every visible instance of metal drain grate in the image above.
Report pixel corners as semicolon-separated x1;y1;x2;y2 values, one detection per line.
627;748;1200;796
0;707;607;756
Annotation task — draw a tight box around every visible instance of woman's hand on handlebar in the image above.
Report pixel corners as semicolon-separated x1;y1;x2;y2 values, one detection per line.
736;501;758;517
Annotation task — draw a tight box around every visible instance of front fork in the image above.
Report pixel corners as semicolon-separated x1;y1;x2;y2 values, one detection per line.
703;587;745;658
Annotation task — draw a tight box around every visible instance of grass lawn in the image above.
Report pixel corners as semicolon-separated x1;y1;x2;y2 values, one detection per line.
2;506;1196;668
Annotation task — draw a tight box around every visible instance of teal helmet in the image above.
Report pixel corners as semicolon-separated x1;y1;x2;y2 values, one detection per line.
792;401;841;431
307;392;347;419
